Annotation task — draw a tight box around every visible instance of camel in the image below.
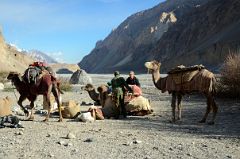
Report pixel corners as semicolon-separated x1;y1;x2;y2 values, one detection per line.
84;84;101;105
7;71;63;122
97;85;152;117
145;60;218;124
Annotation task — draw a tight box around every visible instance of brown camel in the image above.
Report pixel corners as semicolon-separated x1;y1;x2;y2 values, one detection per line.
84;84;101;105
7;72;63;122
145;60;218;124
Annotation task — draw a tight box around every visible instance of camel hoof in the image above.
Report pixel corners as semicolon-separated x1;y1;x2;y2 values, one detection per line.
26;116;34;121
43;119;49;122
208;121;215;125
199;120;206;123
169;119;176;123
58;118;63;122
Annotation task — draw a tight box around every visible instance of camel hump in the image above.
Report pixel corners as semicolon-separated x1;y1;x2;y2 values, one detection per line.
168;64;205;74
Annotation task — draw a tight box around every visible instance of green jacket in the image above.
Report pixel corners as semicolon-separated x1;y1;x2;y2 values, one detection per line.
111;76;132;95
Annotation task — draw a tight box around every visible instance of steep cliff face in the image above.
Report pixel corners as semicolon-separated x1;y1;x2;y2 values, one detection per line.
79;0;240;73
0;30;34;73
151;0;240;72
79;0;207;73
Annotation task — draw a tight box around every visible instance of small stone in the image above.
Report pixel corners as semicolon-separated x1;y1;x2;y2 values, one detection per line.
58;141;66;145
49;154;54;158
66;132;76;139
84;138;93;142
16;131;23;135
123;142;132;146
66;143;73;146
72;149;78;153
202;144;208;147
226;155;232;158
46;133;51;137
187;153;191;156
133;140;142;144
153;147;158;150
169;147;173;151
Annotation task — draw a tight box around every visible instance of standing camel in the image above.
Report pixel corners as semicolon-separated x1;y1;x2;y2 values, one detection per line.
7;71;63;122
145;60;218;124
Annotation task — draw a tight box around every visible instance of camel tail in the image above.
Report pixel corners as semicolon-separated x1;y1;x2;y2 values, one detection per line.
57;81;64;94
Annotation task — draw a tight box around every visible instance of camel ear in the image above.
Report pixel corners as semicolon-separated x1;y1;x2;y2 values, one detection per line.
18;74;23;82
159;62;161;66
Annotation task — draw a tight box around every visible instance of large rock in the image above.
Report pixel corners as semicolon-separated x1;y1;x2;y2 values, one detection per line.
69;69;92;85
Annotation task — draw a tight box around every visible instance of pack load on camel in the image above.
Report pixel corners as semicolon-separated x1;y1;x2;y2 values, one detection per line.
7;61;63;122
145;60;218;125
24;61;56;85
168;64;205;85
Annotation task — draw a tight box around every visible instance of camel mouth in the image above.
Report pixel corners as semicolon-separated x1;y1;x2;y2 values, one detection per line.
144;62;152;69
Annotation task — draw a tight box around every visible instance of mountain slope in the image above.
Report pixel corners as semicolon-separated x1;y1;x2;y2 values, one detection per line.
79;0;240;73
151;0;240;72
79;0;208;73
0;30;34;73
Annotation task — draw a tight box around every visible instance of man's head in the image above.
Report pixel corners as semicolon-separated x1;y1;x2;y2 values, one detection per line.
114;71;120;77
129;71;135;78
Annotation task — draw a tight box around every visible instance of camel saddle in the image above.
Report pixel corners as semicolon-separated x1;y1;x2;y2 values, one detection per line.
168;64;205;85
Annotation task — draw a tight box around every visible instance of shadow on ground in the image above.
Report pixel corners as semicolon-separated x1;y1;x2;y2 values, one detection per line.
124;96;240;139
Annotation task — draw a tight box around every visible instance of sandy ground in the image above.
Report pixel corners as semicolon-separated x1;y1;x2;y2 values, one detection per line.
0;74;239;159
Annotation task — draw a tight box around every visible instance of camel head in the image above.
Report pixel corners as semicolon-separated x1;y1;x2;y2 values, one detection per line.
97;85;108;94
144;60;161;73
7;72;22;82
84;84;95;91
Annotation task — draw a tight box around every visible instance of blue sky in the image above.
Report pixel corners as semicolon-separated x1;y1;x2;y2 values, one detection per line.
0;0;163;63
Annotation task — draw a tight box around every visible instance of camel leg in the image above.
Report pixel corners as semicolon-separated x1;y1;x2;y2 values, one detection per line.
177;94;182;120
17;95;29;117
43;95;51;122
208;96;218;125
199;94;212;123
43;85;53;122
27;101;35;121
171;92;177;123
53;83;63;122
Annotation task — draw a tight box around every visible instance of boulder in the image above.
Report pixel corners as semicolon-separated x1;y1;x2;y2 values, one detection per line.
0;83;4;90
69;69;92;85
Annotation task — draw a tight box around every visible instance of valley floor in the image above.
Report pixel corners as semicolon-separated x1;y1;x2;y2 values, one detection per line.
0;74;239;159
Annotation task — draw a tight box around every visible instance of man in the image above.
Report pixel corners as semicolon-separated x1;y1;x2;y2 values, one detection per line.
126;71;141;87
111;71;132;118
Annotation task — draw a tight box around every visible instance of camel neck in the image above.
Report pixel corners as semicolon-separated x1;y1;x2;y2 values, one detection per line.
152;69;162;90
12;76;24;91
88;89;99;100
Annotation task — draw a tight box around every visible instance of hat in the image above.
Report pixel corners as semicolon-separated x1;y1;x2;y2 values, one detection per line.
114;71;120;76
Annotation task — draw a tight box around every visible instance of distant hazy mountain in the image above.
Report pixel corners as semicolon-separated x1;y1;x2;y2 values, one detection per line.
79;0;240;73
27;50;58;64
